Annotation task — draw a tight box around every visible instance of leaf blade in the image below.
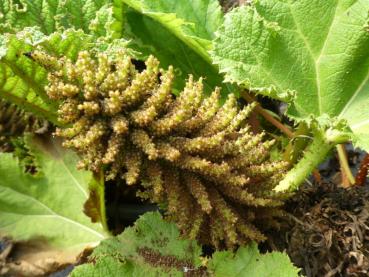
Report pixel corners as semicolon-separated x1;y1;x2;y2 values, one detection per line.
0;0;111;35
212;0;369;149
122;0;223;62
71;212;299;276
71;212;203;276
0;136;107;251
209;243;299;277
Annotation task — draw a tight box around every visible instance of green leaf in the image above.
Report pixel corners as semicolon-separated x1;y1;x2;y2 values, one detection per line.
121;0;223;62
0;28;93;124
0;0;111;35
0;135;107;251
113;0;231;95
88;4;116;40
71;256;131;277
71;212;204;277
209;243;299;277
212;1;369;149
71;212;299;277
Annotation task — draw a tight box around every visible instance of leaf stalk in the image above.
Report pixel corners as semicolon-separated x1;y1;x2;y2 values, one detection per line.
336;144;355;187
275;127;352;192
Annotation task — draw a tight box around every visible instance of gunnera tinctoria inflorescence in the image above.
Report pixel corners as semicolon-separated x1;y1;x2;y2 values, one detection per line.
32;49;287;249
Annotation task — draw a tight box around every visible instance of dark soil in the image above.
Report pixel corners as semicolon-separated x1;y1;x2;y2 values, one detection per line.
256;141;369;277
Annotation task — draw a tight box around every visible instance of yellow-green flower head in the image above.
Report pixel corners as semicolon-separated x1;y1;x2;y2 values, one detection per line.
33;49;287;249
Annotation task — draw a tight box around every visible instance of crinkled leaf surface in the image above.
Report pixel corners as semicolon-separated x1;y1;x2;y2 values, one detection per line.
113;0;232;95
0;28;93;124
0;0;111;35
212;0;369;149
209;243;299;277
0;136;107;251
71;256;130;277
71;212;299;277
88;4;116;40
71;212;203;277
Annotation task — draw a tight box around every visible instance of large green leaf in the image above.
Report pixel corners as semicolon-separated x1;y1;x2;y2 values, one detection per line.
209;243;299;277
0;0;111;35
113;0;231;95
0;136;107;251
0;28;93;124
71;212;299;277
212;0;369;149
71;212;203;276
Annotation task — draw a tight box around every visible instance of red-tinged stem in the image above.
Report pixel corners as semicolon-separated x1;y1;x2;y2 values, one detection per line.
241;92;294;138
355;153;369;186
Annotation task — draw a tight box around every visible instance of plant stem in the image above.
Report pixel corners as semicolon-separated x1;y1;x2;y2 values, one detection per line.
97;171;109;232
241;92;294;138
88;170;110;234
274;132;334;192
336;144;355;187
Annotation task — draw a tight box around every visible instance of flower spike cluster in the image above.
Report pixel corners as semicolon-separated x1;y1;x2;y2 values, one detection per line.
33;49;287;249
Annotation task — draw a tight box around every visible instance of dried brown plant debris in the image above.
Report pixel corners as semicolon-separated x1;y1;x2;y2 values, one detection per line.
0;237;75;277
32;49;287;249
285;182;369;277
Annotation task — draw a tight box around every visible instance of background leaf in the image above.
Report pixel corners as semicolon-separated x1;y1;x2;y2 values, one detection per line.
212;0;369;149
0;0;111;35
0;135;107;251
113;0;232;95
0;28;93;124
121;0;223;60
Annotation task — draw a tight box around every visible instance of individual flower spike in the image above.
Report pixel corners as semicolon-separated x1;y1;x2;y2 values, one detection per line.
32;49;287;249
